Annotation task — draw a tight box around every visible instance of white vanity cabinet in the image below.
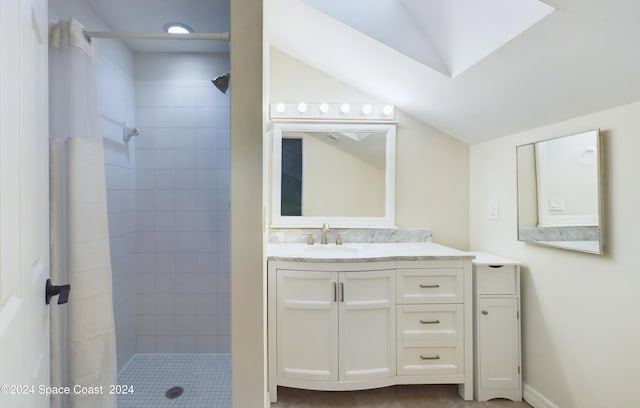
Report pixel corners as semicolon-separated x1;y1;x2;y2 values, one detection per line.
471;253;522;402
267;254;474;403
271;261;397;392
395;260;472;400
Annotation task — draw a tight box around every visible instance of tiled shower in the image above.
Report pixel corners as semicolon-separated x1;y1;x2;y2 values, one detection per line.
100;42;231;405
132;53;231;354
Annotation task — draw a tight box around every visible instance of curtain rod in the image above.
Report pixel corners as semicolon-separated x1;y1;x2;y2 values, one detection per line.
84;31;230;42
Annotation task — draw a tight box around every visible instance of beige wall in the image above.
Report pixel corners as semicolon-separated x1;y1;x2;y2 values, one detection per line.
230;0;266;406
270;48;469;248
300;133;385;217
470;101;640;408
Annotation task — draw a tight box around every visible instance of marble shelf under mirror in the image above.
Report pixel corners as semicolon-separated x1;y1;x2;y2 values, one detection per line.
268;228;433;244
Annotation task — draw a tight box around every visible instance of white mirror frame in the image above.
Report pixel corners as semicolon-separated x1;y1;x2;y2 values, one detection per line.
271;121;396;228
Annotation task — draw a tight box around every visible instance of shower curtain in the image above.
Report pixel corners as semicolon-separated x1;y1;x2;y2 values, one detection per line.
49;18;117;408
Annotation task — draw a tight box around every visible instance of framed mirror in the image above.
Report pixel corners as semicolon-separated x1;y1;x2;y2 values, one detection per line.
516;129;603;254
271;122;396;227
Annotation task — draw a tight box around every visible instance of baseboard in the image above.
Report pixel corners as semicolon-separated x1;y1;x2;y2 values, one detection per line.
523;383;560;408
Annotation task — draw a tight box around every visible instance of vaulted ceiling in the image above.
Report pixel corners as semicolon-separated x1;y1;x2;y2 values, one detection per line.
268;0;640;144
302;0;554;78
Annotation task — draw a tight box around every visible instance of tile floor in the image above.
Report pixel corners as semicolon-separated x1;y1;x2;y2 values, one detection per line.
272;385;533;408
117;353;230;408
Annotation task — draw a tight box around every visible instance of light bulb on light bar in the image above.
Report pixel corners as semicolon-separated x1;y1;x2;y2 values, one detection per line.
275;103;286;113
319;103;329;114
382;105;394;116
297;102;308;113
361;104;372;115
340;103;351;114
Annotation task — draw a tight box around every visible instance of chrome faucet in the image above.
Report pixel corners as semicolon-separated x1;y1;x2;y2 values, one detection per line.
321;223;330;245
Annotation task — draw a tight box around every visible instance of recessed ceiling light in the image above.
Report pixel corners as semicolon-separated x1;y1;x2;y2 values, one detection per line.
163;22;193;34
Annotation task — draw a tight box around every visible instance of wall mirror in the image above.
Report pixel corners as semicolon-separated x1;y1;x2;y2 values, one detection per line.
271;122;396;227
516;129;603;254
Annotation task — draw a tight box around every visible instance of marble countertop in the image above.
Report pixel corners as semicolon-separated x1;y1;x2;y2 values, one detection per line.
267;242;475;263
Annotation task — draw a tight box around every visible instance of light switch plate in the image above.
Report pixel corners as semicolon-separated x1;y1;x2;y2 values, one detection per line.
549;197;564;211
488;200;499;220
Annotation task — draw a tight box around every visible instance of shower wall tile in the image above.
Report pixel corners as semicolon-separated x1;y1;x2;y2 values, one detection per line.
176;336;197;352
137;294;155;315
135;108;155;127
135;170;155;190
174;170;198;189
134;128;156;148
134;52;230;353
136;336;155;353
176;295;197;315
197;336;219;353
155;336;177;353
101;41;136;370
175;132;197;148
135;211;155;232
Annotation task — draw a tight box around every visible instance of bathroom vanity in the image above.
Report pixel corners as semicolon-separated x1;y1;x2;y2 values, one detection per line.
267;242;475;402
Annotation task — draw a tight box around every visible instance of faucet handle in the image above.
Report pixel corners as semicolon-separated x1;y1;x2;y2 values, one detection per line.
302;233;314;245
335;233;345;246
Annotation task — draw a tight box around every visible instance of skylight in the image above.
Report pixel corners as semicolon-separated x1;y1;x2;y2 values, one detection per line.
302;0;554;78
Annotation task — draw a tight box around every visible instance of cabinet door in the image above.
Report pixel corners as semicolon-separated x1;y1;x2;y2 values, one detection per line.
277;270;338;382
478;297;520;391
339;270;396;381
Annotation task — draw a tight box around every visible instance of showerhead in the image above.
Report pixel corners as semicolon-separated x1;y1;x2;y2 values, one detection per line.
212;73;230;94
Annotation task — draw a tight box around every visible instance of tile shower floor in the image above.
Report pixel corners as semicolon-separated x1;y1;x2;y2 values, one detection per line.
117;353;230;408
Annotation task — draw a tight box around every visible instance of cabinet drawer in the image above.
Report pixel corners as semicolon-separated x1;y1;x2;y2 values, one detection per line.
475;265;517;295
397;304;462;346
397;344;463;376
397;268;463;304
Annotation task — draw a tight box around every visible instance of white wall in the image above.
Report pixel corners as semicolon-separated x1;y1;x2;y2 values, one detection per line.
470;101;640;408
133;52;231;353
269;48;469;248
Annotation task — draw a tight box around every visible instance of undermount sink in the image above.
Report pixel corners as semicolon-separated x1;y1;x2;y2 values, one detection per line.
303;245;358;253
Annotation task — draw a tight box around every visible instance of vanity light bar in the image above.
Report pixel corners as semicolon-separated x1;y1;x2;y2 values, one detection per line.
270;102;395;121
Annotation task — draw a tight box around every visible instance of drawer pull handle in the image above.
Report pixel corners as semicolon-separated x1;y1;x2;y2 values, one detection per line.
333;282;337;302
419;284;440;289
420;319;440;324
420;355;440;360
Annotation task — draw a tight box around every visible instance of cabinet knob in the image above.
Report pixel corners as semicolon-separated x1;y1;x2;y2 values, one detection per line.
481;310;488;315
